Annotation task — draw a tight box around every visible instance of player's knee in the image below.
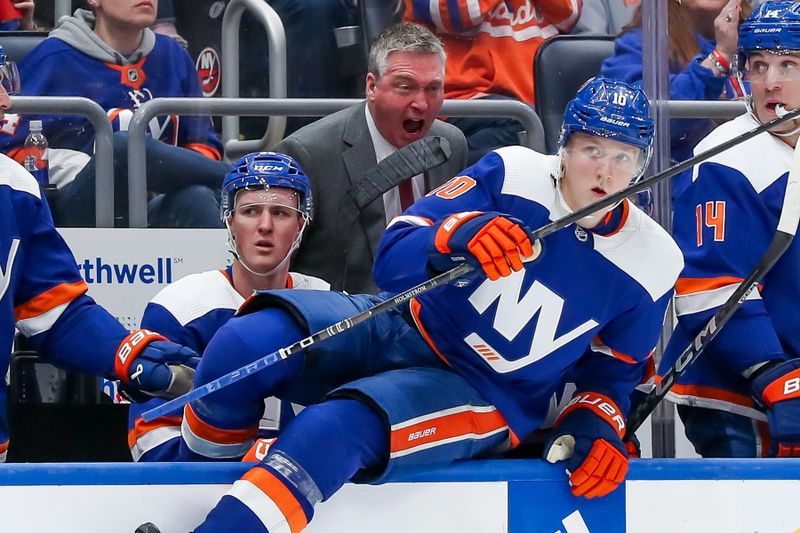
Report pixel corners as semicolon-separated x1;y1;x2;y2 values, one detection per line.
269;398;389;499
192;308;307;422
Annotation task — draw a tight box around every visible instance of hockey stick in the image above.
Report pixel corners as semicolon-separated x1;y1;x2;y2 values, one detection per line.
626;118;800;436
144;108;800;422
142;263;472;421
333;135;452;289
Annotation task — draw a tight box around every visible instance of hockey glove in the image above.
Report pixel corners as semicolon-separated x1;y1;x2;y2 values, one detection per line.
429;211;538;281
544;392;629;499
750;359;800;457
114;329;200;402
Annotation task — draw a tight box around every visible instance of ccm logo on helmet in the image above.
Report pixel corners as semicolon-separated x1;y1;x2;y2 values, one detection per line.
599;116;631;127
252;164;285;173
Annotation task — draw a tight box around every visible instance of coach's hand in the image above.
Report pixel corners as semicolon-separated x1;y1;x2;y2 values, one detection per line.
114;329;199;402
429;211;538;280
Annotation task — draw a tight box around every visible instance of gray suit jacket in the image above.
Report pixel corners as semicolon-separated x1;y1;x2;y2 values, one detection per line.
275;102;468;294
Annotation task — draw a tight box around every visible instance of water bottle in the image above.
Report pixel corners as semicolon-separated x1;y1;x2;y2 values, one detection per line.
23;120;49;186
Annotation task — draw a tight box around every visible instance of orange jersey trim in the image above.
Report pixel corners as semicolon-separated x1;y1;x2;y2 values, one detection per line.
592;334;638;364
243;467;308;533
14;280;88;321
390;407;508;454
184;143;222;161
601;200;630;238
128;416;182;449
410;298;449;365
105;58;147;90
184;404;259;445
675;276;744;296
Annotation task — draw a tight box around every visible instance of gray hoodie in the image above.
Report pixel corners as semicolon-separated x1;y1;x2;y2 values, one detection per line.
49;8;156;65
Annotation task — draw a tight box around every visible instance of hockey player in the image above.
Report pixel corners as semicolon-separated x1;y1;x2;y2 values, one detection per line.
660;0;800;458
176;76;681;532
0;44;198;462
128;152;329;462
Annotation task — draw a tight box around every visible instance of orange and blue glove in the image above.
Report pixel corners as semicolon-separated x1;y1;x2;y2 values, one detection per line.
750;359;800;457
544;392;630;499
114;329;200;402
429;211;537;281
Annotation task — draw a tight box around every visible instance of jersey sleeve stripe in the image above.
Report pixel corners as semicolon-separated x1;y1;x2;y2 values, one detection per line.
128;415;182;447
129;424;181;462
0;441;7;463
228;467;308;533
386;214;433;230
674;279;762;317
14;280;88;321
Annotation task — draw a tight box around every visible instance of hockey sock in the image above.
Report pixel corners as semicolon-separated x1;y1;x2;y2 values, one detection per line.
193;400;387;533
192;464;313;533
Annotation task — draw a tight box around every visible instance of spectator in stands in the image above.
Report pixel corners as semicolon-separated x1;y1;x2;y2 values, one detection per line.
660;0;800;458
405;0;580;164
274;22;467;294
0;0;228;228
0;0;36;30
601;0;751;163
0;42;200;462
128;152;329;463
572;0;639;36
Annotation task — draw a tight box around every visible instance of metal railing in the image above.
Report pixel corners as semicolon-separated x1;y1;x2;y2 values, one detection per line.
54;0;71;21
9;96;115;227
221;0;287;158
126;96;545;227
667;100;746;118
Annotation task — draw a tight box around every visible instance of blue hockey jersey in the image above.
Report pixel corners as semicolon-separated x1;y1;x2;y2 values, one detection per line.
374;146;683;441
128;267;329;461
0;154;130;459
0;31;222;167
661;113;798;421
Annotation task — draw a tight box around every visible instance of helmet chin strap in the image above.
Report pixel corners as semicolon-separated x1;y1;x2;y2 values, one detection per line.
225;214;309;279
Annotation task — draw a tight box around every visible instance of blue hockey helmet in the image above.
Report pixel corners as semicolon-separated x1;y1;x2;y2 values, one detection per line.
737;0;800;70
560;76;654;153
221;151;313;222
0;43;20;95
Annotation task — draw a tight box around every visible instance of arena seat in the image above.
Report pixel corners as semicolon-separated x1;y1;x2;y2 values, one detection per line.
0;30;48;63
534;35;616;154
